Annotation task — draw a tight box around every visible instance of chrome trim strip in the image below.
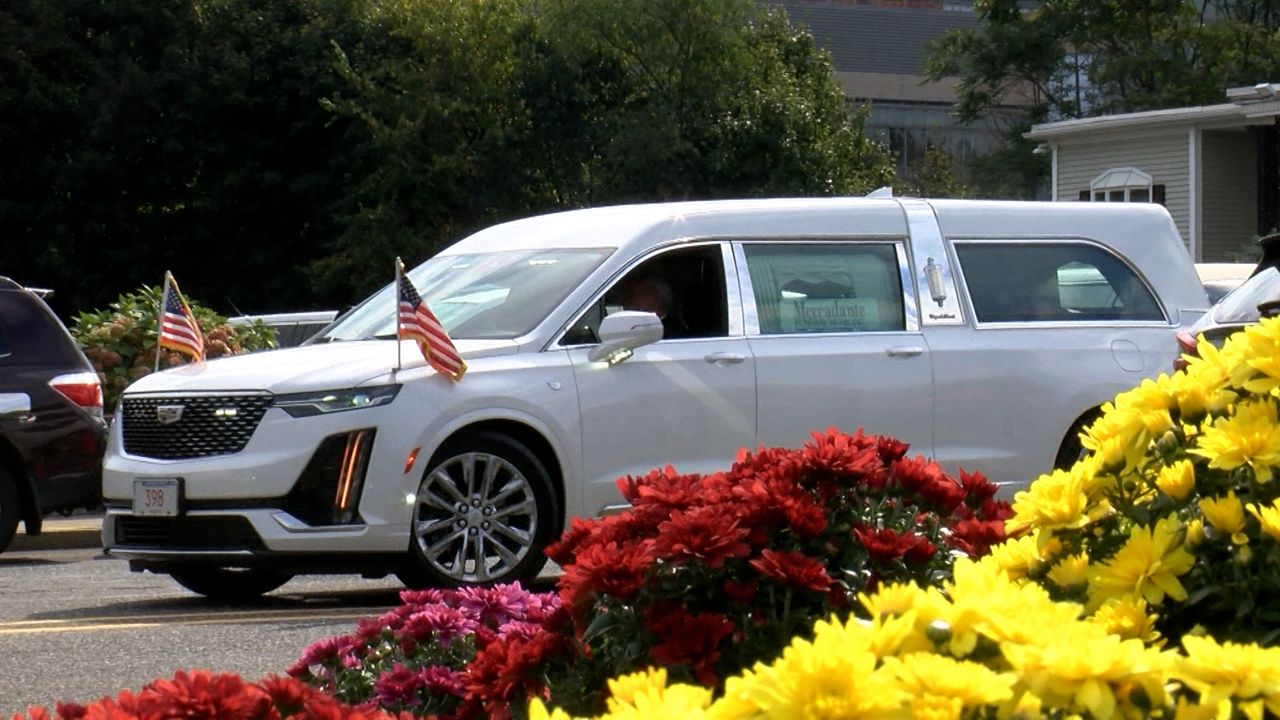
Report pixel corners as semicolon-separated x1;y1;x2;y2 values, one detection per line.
272;512;368;534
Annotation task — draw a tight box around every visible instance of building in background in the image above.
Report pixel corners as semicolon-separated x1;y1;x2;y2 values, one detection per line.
774;1;1024;184
1026;84;1280;262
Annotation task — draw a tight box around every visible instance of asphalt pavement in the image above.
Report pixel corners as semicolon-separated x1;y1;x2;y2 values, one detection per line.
9;511;102;552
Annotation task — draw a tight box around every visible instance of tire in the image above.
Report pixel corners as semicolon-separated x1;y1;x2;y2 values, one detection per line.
1054;411;1100;470
398;432;557;588
168;567;293;602
0;467;19;554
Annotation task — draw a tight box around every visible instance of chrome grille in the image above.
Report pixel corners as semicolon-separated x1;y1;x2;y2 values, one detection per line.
121;394;272;459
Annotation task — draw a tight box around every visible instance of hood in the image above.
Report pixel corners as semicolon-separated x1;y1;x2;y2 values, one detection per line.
123;339;520;395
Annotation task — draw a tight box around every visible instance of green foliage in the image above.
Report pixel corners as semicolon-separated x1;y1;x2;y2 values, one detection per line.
924;0;1280;197
898;146;970;199
70;284;275;414
314;0;894;299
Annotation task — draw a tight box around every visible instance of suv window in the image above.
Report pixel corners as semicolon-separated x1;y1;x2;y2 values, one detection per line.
743;243;905;334
1210;266;1280;324
562;245;728;345
955;242;1164;323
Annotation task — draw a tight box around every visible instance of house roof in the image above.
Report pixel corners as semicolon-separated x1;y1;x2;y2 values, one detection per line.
770;2;977;75
1026;87;1280;141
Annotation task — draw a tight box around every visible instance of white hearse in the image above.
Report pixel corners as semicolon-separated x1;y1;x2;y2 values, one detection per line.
101;197;1209;599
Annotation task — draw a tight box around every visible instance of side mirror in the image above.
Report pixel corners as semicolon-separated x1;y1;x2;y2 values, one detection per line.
0;393;32;420
588;311;664;363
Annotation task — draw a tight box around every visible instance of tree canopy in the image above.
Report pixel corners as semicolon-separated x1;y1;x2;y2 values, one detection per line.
926;0;1280;125
0;0;893;316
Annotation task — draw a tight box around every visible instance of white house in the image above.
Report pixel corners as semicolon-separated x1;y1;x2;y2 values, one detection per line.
1026;83;1280;261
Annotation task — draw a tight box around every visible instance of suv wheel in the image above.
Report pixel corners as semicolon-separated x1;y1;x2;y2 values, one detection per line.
0;466;19;553
398;433;556;588
169;567;293;601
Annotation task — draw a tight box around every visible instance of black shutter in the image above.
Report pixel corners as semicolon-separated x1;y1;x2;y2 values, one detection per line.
1079;190;1090;201
1152;185;1166;205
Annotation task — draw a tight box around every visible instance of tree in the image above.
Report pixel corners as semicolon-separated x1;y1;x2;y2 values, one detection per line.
926;0;1280;125
922;0;1280;198
0;0;381;316
315;0;894;300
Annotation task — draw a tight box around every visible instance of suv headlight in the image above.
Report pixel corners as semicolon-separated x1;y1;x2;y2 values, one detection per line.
273;384;401;418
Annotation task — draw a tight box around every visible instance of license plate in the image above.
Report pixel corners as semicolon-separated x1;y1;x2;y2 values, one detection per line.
133;478;181;516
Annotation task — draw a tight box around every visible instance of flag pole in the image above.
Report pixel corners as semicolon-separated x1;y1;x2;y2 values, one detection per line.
394;257;403;374
155;271;170;373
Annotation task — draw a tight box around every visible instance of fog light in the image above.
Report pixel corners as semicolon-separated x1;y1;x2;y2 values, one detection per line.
283;429;375;525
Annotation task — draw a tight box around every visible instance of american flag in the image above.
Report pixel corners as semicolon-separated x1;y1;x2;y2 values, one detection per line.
158;271;204;362
397;260;466;381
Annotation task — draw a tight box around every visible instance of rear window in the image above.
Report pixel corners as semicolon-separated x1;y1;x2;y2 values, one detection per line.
955;242;1164;323
1211;266;1280;324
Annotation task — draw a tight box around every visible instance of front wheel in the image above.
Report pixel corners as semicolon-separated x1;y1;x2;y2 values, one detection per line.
398;433;557;588
169;567;293;602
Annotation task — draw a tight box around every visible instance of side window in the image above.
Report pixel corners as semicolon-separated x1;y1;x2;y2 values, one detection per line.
742;243;905;335
560;245;728;345
0;318;9;358
955;242;1164;323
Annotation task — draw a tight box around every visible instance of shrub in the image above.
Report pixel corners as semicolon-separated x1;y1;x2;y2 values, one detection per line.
526;318;1280;719
499;427;1011;716
70;284;275;413
1003;315;1280;646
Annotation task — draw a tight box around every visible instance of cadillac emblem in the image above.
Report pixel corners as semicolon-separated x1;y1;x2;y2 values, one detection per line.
155;405;185;425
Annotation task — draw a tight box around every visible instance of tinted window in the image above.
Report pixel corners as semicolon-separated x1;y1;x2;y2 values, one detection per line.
956;242;1164;323
0;316;9;357
743;243;905;334
561;245;727;345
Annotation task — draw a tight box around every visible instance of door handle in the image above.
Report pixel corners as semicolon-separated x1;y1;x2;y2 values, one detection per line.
705;351;747;365
886;346;924;358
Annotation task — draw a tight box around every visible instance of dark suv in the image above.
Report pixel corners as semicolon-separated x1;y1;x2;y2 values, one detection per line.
0;277;106;553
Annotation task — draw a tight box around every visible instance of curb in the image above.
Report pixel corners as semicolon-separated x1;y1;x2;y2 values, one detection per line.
10;515;102;552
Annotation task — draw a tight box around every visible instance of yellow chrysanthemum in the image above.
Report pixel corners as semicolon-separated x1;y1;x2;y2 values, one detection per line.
1113;376;1177;435
1186;518;1206;547
1172;696;1234;720
528;698;577;720
604;681;713;720
982;534;1052;579
1007;465;1094;535
1046;552;1090;590
1174;635;1280;717
858;581;928;619
1087;597;1162;645
714;631;904;719
1183;333;1245;406
1234;318;1280;395
1002;630;1174;720
1087;515;1195;610
1189;399;1280;482
1169;366;1235;424
1156;458;1198;501
884;652;1016;710
1198;491;1248;544
1247;498;1280;542
607;667;671;714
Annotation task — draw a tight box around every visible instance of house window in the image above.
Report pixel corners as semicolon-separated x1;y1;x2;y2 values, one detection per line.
1081;167;1163;204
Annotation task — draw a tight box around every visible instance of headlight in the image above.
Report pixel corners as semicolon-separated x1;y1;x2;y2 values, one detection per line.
273;384;401;418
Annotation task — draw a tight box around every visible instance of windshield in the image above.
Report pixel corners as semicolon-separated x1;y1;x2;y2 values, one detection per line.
318;248;612;341
1211;266;1280;324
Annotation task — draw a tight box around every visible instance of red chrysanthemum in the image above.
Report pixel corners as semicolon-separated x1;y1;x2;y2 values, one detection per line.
645;608;736;686
654;505;751;568
556;538;655;609
748;549;832;592
958;469;999;505
946;517;1007;557
799;427;884;487
259;675;314;717
53;703;86;720
135;670;272;720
